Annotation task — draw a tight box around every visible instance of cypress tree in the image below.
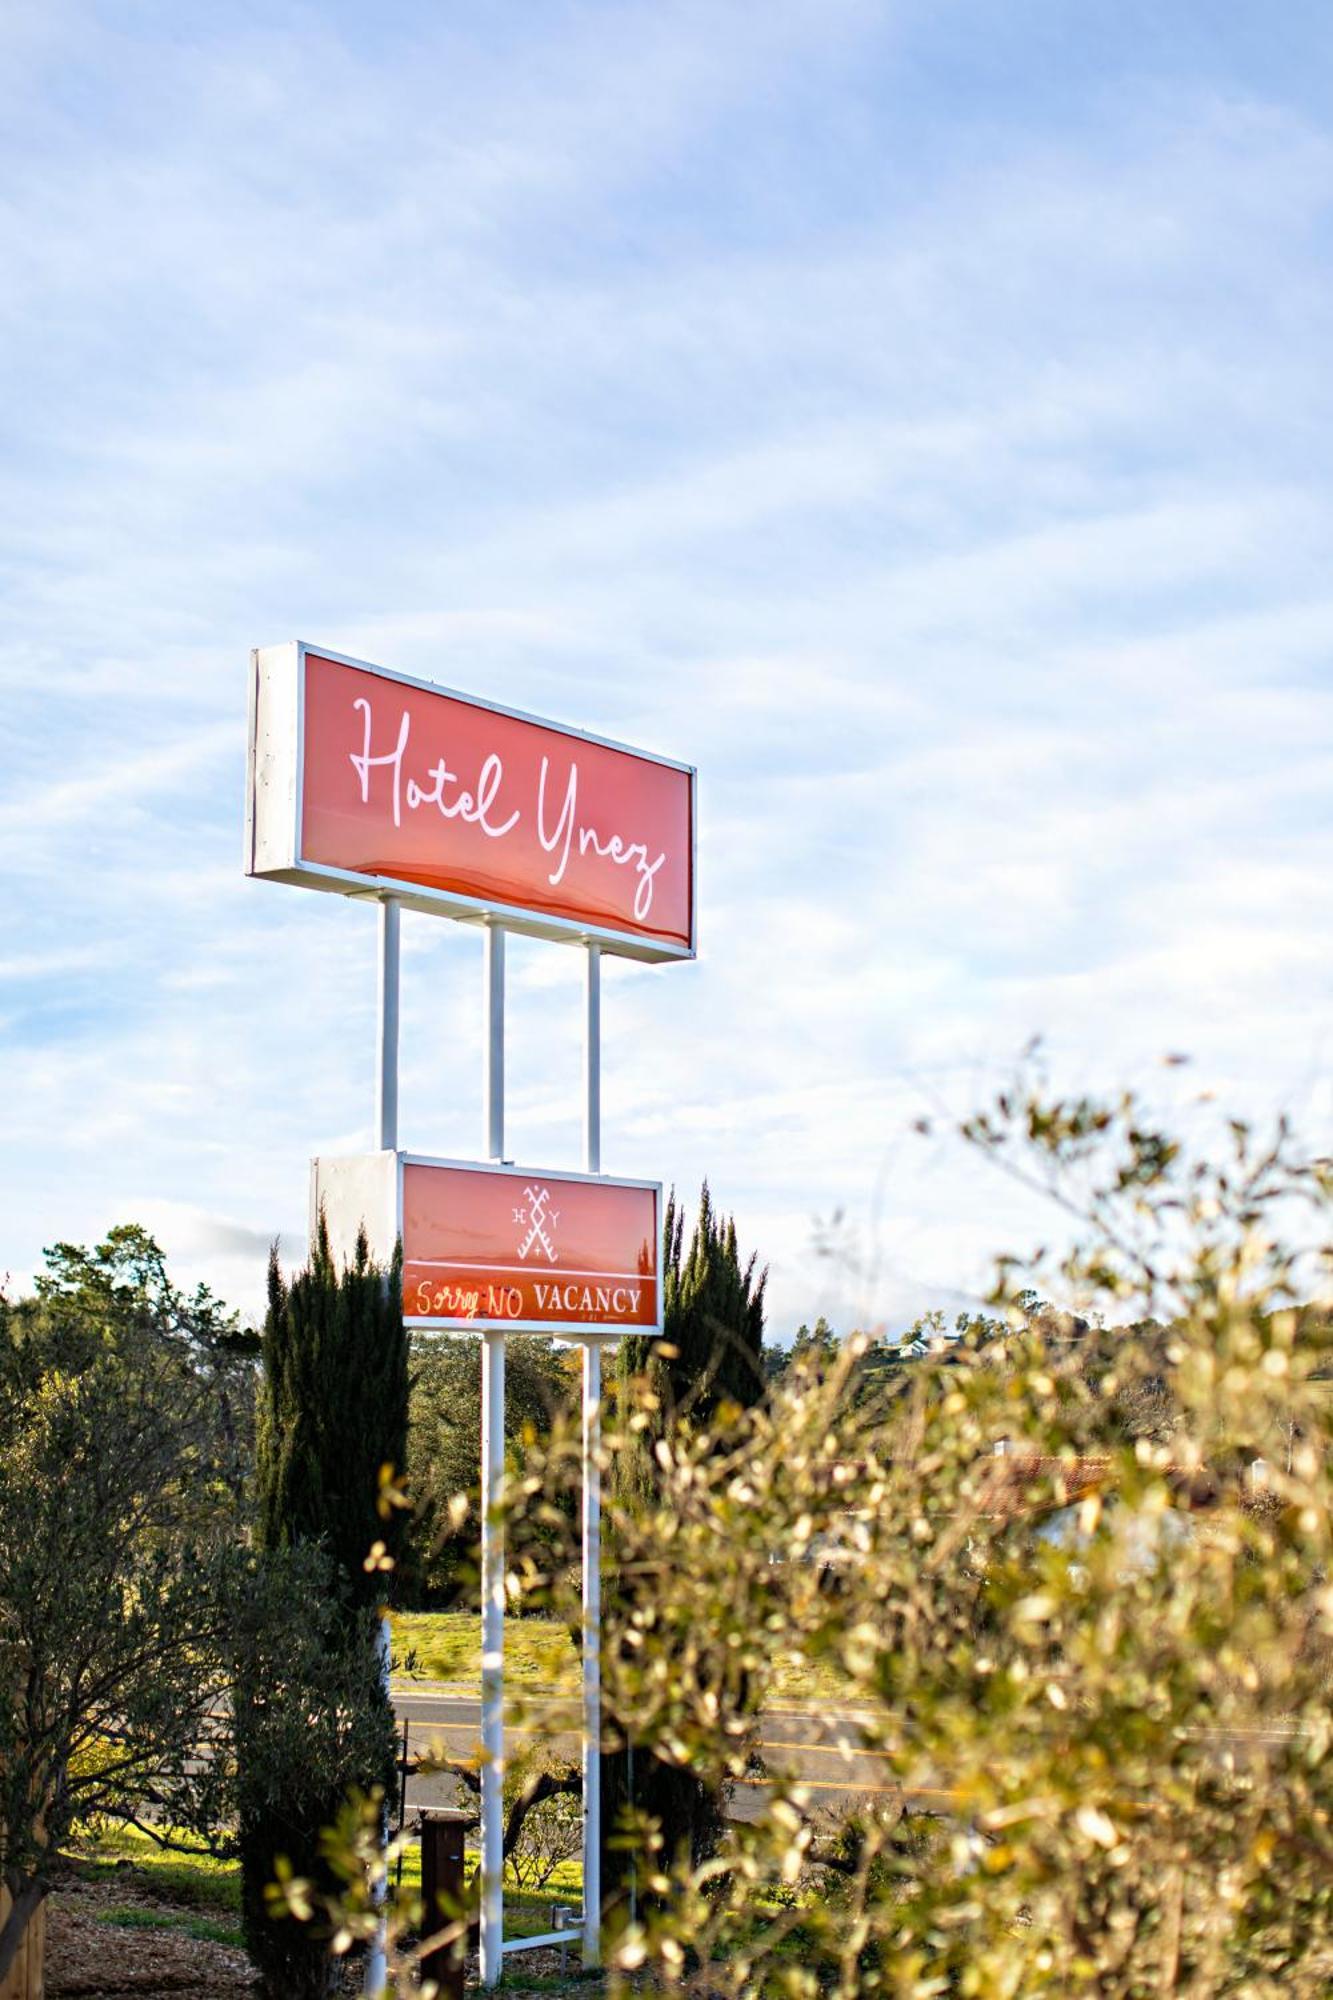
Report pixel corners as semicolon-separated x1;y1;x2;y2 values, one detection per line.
601;1185;767;1908
614;1183;767;1503
255;1217;410;1603
237;1217;409;1997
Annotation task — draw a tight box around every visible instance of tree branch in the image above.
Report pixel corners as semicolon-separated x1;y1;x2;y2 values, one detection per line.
502;1767;580;1861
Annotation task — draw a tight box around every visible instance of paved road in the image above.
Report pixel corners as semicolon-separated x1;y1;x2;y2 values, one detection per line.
391;1685;951;1822
392;1686;1299;1827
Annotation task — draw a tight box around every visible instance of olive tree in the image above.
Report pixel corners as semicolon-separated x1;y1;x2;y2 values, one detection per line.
534;1091;1333;1994
281;1085;1333;1996
560;1090;1333;1997
601;1184;768;1906
0;1236;249;1985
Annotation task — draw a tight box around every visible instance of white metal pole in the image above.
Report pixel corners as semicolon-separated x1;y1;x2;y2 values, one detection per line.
484;924;505;1162
363;1614;392;1996
480;927;508;1986
581;1339;602;1967
366;897;399;1998
480;1329;506;1987
376;896;400;1152
583;941;601;1176
581;937;603;1965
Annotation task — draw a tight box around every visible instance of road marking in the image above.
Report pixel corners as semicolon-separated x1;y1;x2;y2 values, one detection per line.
409;1722;549;1745
406;1724;929;1801
758;1737;887;1760
393;1684;889;1726
742;1777;956;1800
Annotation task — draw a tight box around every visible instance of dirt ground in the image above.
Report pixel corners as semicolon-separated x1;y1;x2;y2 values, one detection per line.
45;1876;258;1997
43;1873;590;1997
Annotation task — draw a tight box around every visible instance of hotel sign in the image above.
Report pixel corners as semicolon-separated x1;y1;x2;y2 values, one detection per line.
312;1152;662;1335
247;642;695;961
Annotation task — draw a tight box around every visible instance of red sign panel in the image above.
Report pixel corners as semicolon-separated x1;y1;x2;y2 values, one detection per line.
247;642;695;961
402;1160;661;1332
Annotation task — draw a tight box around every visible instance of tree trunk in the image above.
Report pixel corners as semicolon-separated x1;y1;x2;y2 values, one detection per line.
0;1877;47;2000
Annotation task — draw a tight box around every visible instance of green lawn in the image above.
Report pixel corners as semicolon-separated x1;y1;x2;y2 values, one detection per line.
98;1904;246;1950
71;1821;579;1942
70;1824;241;1913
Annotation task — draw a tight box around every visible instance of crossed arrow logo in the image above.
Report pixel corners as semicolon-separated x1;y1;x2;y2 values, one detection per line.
513;1184;559;1263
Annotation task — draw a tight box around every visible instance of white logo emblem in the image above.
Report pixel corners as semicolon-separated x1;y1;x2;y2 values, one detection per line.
513;1185;559;1263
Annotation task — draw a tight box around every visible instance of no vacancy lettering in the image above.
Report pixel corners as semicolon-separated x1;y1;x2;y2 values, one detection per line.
300;653;693;947
401;1164;660;1330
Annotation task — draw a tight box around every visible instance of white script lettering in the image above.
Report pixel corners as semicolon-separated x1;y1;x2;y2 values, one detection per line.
350;700;520;839
538;755;666;921
347;694;669;922
351;698;410;828
417;1279;480;1318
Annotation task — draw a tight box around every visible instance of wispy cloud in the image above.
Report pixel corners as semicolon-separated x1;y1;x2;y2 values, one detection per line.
4;0;1332;1329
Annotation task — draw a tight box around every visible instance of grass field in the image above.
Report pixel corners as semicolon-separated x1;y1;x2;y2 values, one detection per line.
70;1821;580;1941
71;1825;241;1913
392;1609;580;1686
391;1609;839;1700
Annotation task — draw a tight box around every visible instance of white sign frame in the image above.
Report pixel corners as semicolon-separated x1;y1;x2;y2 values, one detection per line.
311;1149;665;1339
247;640;697;964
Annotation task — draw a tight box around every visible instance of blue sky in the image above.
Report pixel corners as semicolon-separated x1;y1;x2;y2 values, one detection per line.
4;0;1333;1335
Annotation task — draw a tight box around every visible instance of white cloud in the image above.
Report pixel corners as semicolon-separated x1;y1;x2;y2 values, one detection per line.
3;1;1333;1336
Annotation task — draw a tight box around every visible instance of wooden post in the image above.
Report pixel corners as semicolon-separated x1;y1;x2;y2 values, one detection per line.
0;1884;46;2000
418;1808;469;2000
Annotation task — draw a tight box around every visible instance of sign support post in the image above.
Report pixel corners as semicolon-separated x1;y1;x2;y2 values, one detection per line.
584;943;601;1176
581;1340;602;1966
581;940;603;1967
480;1326;506;1990
479;924;507;1988
376;897;400;1152
484;924;505;1164
366;895;400;1997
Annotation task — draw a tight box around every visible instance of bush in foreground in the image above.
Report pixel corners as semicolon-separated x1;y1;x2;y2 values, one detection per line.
287;1084;1333;1996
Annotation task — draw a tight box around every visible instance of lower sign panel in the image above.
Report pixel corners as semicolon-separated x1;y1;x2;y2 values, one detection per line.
311;1152;662;1335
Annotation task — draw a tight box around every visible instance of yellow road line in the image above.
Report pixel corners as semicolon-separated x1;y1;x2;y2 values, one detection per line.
742;1777;956;1800
759;1737;887;1759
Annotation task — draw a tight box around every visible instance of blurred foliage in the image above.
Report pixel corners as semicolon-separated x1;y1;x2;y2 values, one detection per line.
309;1082;1333;1998
602;1183;769;1904
766;1314;839;1383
